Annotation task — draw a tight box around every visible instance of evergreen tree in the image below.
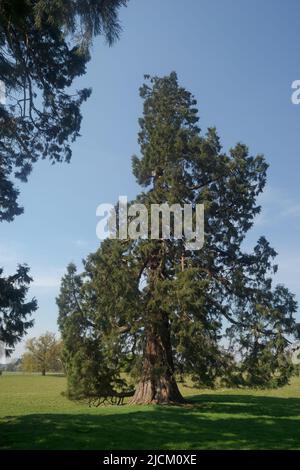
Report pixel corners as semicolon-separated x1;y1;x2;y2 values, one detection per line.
0;1;128;349
58;73;297;404
0;265;37;355
0;0;128;220
57;262;129;399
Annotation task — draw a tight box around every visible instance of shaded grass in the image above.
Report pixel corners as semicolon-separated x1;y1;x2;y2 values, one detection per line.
1;374;300;449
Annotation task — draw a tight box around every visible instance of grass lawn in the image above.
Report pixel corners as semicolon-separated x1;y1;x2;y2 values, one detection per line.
1;373;300;449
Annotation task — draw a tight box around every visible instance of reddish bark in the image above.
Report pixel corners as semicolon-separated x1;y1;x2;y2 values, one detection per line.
130;311;184;405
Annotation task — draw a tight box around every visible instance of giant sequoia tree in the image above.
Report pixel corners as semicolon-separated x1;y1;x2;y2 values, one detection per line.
58;73;297;404
0;0;127;351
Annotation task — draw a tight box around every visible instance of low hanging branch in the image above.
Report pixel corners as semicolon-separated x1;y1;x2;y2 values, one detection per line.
88;389;135;407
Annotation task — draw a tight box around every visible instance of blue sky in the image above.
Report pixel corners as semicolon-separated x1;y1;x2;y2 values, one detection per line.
2;0;300;356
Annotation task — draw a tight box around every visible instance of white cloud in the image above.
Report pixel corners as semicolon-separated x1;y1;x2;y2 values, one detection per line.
275;252;300;291
252;185;300;228
74;239;88;248
0;242;19;267
32;275;62;288
281;203;300;218
30;267;64;289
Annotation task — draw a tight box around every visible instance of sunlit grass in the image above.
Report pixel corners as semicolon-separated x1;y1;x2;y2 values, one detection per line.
1;373;300;449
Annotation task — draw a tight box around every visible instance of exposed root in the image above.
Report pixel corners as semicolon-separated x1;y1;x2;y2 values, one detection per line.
129;377;185;405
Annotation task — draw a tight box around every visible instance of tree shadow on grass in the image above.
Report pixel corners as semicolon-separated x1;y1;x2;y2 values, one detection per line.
189;393;300;418
1;395;300;450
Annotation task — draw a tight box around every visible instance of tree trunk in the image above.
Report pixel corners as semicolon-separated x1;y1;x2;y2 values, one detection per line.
42;368;46;376
129;311;185;405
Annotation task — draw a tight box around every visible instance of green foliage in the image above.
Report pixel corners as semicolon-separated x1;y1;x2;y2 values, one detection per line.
0;0;127;352
57;262;129;399
59;73;298;400
0;0;128;221
21;332;63;375
0;265;37;354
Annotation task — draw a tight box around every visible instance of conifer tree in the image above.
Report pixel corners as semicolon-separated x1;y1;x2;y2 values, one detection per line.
0;265;37;355
0;0;128;350
58;73;297;404
57;262;130;399
0;0;128;220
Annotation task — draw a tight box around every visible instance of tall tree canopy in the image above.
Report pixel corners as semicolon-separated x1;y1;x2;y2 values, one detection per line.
58;73;297;404
0;0;128;352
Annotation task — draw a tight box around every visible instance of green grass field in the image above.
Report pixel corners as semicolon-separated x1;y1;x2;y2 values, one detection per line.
1;373;300;449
